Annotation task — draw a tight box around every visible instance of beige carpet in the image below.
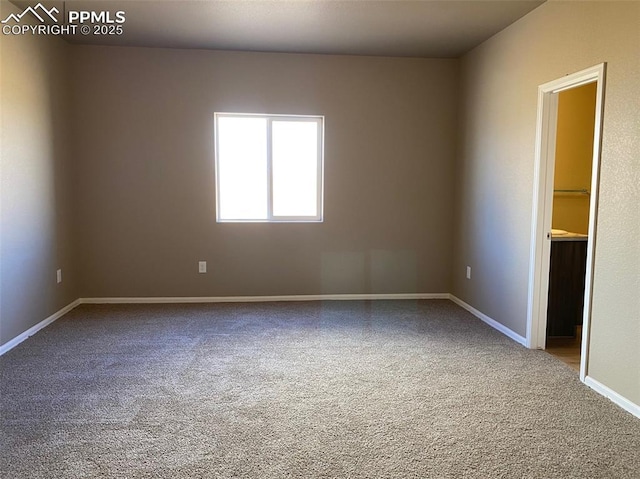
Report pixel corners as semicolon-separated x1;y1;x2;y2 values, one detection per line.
1;300;638;478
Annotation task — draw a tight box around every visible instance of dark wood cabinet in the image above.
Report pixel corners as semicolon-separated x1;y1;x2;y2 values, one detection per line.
546;239;588;338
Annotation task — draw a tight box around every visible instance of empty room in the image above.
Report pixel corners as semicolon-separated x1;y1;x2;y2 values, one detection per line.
1;0;638;477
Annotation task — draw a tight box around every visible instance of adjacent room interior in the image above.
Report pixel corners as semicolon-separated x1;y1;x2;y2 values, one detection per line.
545;82;597;371
1;0;639;477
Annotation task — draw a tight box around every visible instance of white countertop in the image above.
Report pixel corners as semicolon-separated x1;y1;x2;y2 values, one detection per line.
551;229;588;241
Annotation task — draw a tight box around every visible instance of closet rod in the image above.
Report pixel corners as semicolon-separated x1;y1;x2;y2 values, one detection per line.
553;189;590;195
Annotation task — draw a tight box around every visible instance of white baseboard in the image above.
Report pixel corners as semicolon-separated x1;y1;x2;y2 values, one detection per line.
449;295;527;346
79;293;450;304
0;299;81;356
584;376;640;419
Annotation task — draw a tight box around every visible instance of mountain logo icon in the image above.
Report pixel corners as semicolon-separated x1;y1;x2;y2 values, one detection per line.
1;3;59;24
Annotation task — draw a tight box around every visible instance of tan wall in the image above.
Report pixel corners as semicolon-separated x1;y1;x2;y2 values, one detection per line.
453;1;640;404
70;47;459;298
0;2;77;345
552;83;596;235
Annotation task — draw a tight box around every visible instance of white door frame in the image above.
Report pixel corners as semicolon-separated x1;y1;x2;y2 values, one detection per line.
526;63;607;382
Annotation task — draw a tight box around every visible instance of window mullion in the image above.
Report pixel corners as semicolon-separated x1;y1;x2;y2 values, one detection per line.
266;117;274;220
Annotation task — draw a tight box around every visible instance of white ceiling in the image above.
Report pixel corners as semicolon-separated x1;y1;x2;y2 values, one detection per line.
14;0;546;58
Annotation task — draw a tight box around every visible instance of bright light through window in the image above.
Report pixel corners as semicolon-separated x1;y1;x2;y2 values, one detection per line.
272;121;318;217
217;117;268;220
215;113;323;222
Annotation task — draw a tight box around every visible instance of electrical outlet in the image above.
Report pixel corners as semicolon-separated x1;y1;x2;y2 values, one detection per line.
198;261;207;274
466;266;471;280
56;269;62;284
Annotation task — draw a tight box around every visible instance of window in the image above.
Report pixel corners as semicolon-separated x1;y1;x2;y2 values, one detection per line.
214;113;324;222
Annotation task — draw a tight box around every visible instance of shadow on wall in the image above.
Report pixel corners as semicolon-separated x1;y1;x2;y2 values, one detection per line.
321;250;418;294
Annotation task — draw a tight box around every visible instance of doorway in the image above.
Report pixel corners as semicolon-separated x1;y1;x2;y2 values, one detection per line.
545;82;596;372
526;64;606;382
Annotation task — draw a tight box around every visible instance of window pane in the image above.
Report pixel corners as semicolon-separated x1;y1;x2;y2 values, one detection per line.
272;120;319;217
217;117;268;220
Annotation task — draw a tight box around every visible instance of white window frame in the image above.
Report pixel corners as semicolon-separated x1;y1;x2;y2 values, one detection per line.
214;112;324;223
